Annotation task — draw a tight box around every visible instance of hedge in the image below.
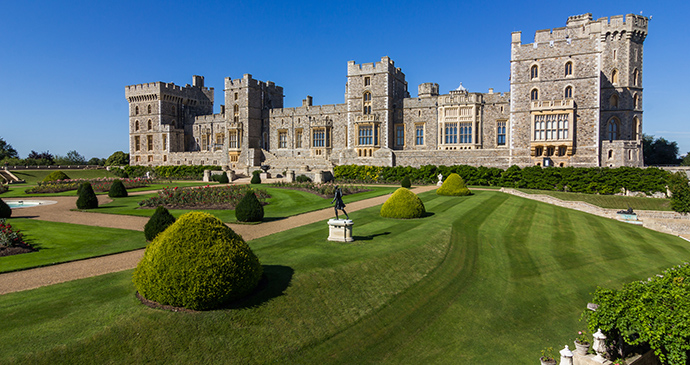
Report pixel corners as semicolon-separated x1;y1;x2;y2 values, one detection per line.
113;165;222;180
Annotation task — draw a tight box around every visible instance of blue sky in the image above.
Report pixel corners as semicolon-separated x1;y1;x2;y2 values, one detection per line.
1;0;689;160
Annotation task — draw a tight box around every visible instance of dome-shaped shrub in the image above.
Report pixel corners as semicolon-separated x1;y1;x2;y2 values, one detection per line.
0;198;11;218
235;190;264;222
296;174;311;183
401;176;412;189
436;173;472;196
108;179;128;198
217;173;229;184
144;206;176;241
43;170;70;182
76;182;98;209
133;212;263;310
251;171;261;184
380;187;426;219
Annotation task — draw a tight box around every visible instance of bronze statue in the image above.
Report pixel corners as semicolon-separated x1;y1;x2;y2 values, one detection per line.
331;185;349;220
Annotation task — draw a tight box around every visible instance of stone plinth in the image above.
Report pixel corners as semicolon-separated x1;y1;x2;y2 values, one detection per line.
260;172;271;180
328;219;354;242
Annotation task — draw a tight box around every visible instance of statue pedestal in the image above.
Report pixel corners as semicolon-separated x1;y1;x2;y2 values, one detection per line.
327;219;354;242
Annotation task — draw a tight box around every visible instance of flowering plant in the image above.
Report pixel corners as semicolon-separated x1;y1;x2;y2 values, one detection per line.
0;219;26;247
138;185;270;209
576;330;590;345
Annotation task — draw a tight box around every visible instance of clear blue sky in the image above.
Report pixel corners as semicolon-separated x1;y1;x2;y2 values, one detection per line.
1;0;688;160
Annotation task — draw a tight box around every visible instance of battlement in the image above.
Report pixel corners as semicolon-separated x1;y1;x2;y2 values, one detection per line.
194;113;225;124
224;73;283;94
268;103;346;117
125;77;213;99
517;13;648;45
347;56;404;78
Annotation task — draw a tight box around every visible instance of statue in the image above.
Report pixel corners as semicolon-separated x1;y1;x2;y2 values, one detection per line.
331;185;349;220
437;173;443;186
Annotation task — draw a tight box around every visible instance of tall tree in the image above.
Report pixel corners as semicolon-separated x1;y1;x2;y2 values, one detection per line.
681;153;690;167
0;137;18;160
642;134;680;166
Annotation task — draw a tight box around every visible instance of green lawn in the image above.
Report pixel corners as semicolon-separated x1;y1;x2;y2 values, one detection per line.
516;188;671;211
1;190;688;363
0;219;143;273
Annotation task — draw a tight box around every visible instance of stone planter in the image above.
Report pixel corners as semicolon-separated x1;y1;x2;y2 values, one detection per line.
540;357;556;365
574;341;590;355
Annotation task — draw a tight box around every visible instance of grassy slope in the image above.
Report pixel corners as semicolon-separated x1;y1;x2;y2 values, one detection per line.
517;188;671;211
1;191;688;364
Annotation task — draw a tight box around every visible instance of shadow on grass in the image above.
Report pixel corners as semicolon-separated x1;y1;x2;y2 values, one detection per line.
422;211;435;218
10;214;39;219
224;265;294;310
353;232;391;241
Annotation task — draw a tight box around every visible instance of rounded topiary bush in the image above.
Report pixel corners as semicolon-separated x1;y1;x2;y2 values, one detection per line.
436;173;472;196
108;179;128;198
144;206;176;241
217;173;229;184
380;187;426;219
251;171;261;184
0;198;11;218
133;212;263;310
235;190;264;222
43;170;70;182
76;182;99;209
401;176;412;188
295;174;311;183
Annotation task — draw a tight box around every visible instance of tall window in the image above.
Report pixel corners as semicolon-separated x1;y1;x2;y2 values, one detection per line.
147;135;153;151
135;136;140;151
215;133;224;150
444;122;458;144
497;121;506;146
172;105;176;114
609;94;619;108
565;62;573;76
162;134;167;151
632;117;640;140
533;114;569;141
564;86;573;99
147;119;152;130
364;76;371;86
358;125;373;145
135;106;139;115
363;92;372;115
234;92;238;100
312;128;330;147
459;122;472;143
611;69;619;85
135;120;139;131
633;68;639;86
395;124;404;147
148;105;152;113
415;124;424;145
233;104;239;123
295;129;303;148
278;131;288;148
228;130;238;148
607;118;619;141
531;89;539;101
530;65;538;79
633;93;639;109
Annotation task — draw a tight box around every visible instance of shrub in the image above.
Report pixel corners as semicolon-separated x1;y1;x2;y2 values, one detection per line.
217;173;229;184
437;173;472;196
43;170;70;182
0;198;11;218
295;174;312;183
669;172;690;214
108;179;128;198
235;190;264;222
401;176;412;188
76;182;98;209
380;188;426;219
144;206;176;241
133;212;263;310
251;170;261;184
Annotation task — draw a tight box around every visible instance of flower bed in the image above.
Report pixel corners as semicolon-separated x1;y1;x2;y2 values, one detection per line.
0;218;34;257
25;178;151;194
138;185;270;210
270;181;369;198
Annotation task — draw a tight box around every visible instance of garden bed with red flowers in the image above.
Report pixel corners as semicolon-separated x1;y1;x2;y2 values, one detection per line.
0;219;35;257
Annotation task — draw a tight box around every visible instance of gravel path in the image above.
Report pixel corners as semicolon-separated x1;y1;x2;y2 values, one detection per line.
0;185;437;295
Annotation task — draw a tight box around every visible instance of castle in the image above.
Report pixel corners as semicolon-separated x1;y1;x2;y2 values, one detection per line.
126;13;648;172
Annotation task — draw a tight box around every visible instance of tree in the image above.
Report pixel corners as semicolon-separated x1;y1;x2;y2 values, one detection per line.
87;157;105;166
27;150;54;164
669;172;690;214
106;151;129;166
55;150;87;165
642;134;680;166
681;153;690;167
0;138;18;160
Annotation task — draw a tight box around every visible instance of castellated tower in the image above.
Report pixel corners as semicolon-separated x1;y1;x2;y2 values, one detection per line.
345;56;409;162
125;76;213;165
510;13;647;168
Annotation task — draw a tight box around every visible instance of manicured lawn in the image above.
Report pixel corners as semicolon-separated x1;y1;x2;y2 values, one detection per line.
1;191;688;363
516;188;671;211
0;219;144;273
94;185;397;222
1;177;209;198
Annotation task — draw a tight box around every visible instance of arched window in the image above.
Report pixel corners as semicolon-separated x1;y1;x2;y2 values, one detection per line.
633;68;639;86
135;106;139;115
565;62;573;76
611;69;619;85
632;117;640;140
633;93;639;109
233;104;239;123
607;118;619;141
147;119;152;130
564;86;573;99
609;94;619;108
148;105;152;114
363;91;372;115
135;120;139;131
530;65;538;79
530;88;538;101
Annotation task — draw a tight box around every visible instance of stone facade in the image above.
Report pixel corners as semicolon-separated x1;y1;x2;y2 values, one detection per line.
126;13;648;172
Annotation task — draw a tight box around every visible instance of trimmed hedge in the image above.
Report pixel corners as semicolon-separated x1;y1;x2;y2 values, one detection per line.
113;165;222;180
235;190;264;222
295;174;312;183
76;182;98;209
437;173;471;196
0;198;11;218
251;171;261;184
133;212;263;310
43;170;70;182
108;179;128;198
144;206;176;241
401;176;412;188
380;188;426;219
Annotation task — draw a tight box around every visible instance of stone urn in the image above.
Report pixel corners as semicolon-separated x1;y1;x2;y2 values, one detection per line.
574;340;590;355
540;357;556;365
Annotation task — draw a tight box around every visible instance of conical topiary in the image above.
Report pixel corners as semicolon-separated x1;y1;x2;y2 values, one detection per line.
133;211;263;310
235;190;264;222
43;170;70;182
401;176;412;188
108;179;128;198
144;206;176;241
380;187;426;219
217;173;229;184
251;170;261;184
0;198;11;218
76;182;99;209
436;173;472;196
